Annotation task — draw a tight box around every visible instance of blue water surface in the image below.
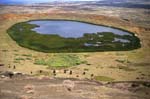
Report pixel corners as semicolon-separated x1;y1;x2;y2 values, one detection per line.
28;20;131;38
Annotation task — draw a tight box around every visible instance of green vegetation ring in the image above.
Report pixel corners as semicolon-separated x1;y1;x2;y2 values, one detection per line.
7;19;141;53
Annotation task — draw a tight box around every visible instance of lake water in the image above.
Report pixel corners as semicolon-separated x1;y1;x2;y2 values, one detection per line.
28;20;132;38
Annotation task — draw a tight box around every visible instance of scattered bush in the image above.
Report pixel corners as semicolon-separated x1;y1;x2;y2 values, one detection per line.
22;54;32;57
15;57;25;61
118;65;135;71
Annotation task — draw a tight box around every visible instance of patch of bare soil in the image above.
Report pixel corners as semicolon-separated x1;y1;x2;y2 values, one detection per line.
0;75;150;99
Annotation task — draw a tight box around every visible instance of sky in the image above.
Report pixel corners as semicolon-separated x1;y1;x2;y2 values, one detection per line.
0;0;101;4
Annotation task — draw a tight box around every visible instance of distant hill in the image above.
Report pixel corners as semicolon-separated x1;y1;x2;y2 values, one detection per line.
87;0;150;9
